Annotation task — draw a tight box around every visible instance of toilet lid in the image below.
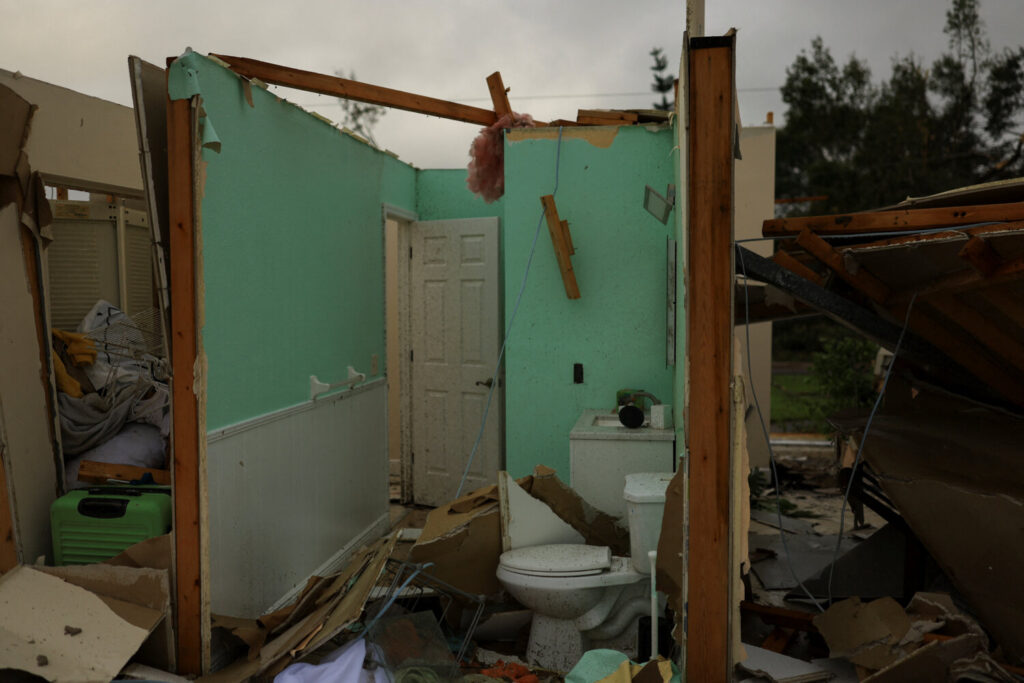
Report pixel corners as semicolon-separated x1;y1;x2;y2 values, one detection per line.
499;544;611;576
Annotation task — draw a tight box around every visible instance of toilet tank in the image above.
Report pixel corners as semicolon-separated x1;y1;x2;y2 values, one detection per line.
623;472;674;573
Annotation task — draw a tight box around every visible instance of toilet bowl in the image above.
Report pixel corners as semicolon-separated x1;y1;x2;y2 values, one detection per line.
496;545;646;672
496;472;674;672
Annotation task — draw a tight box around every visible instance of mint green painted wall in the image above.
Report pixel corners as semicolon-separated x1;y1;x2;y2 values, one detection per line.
416;169;503;220
502;126;677;478
169;54;416;430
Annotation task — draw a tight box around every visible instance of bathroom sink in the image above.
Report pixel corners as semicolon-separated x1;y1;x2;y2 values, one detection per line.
591;414;650;428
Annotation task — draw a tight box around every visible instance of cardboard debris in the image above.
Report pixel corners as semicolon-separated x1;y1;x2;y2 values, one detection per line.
203;534;396;682
410;466;628;596
838;379;1024;662
862;634;1014;683
0;565;155;682
737;644;831;682
815;592;1019;681
813;597;911;671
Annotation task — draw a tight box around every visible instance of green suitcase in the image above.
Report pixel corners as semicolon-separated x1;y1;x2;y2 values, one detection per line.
51;486;172;565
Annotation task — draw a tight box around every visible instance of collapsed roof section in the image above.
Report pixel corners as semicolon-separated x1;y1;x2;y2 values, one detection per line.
744;179;1024;412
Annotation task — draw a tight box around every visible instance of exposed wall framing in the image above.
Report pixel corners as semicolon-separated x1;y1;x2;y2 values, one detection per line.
684;34;736;682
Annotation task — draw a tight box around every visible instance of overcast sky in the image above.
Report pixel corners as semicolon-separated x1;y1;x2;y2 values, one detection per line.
2;1;1022;169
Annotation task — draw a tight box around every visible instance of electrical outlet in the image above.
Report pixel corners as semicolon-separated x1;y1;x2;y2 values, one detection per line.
371;354;379;375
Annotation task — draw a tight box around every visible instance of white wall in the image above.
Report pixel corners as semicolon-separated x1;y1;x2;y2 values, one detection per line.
205;380;389;617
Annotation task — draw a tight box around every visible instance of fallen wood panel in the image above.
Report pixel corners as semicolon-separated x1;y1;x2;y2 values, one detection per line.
212;54;499;126
763;201;1024;237
685;34;735;683
958;235;1001;276
77;461;171;486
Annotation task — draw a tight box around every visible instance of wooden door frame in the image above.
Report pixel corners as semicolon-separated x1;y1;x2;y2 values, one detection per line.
383;205;416;504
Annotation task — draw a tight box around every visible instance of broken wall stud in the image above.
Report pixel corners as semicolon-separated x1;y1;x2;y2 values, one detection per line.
540;194;581;299
486;72;512;118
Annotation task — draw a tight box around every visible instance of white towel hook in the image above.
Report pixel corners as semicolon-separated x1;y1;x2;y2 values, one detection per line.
310;365;366;400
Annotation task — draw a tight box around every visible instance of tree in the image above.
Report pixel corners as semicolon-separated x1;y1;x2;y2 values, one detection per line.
334;70;386;147
650;48;675;111
776;0;1024;215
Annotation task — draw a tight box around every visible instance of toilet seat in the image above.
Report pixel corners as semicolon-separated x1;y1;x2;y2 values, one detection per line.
500;544;611;577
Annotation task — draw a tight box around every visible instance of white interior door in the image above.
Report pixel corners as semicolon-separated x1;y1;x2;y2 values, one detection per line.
410;217;502;506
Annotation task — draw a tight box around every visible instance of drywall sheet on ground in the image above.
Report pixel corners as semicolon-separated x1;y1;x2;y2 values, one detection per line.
416;169;504;220
207;383;388;617
0;68;142;196
502;125;676;477
168;52;416;430
0;566;151;681
850;381;1024;663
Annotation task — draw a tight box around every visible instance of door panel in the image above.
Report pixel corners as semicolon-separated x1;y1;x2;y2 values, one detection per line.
411;218;502;506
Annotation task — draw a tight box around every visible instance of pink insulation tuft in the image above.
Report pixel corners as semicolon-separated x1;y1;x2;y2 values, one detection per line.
466;112;536;203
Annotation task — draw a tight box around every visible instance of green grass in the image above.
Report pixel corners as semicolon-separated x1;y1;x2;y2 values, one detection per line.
771;373;822;426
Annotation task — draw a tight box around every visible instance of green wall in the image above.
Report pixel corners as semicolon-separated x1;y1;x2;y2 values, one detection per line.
502;126;677;478
169;54;417;430
416;169;503;221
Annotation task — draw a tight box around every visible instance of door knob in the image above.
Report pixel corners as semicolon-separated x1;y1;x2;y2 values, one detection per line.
476;378;494;388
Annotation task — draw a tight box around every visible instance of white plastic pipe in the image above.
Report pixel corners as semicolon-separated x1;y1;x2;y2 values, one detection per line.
649;550;658;659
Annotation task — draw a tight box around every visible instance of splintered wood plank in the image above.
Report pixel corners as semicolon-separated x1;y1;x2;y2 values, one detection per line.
212;54;499;126
576;116;633;126
686;34;736;683
796;229;890;304
772;249;824;286
167;90;202;675
540;195;580;299
77;461;172;486
846;220;1024;251
560;219;574;255
958;236;1002;276
577;109;640;123
486;72;512;117
763;201;1024;237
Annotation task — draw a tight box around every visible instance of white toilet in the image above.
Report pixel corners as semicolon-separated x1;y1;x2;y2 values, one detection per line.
496;472;673;672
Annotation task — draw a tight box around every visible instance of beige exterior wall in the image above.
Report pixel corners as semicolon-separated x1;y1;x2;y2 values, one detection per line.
0;68;142;196
734;125;776;468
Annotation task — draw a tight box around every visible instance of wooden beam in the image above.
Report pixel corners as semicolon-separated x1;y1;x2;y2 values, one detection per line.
981;287;1024;329
577;109;639;123
212;54;499;127
763;201;1024;237
560;219;574;255
772;249;824;286
686;34;735;683
958;236;1002;276
890;253;1024;304
540;195;580;299
796;229;890;304
485;72;512;117
77;461;172;486
575;116;633;126
167;90;203;675
925;294;1024;378
897;303;1024;407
